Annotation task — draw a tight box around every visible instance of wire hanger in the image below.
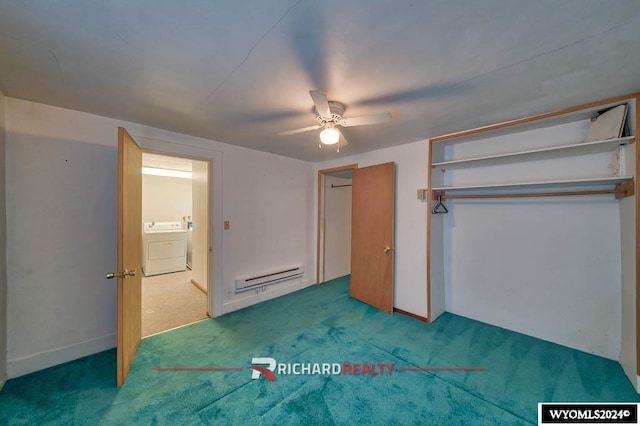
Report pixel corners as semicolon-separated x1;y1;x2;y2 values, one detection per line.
432;194;448;214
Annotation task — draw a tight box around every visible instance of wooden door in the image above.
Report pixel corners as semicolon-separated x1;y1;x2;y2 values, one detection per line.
350;162;395;313
116;127;143;386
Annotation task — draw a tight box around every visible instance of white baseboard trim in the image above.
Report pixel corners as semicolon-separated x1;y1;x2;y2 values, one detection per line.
0;374;7;390
7;333;116;378
223;279;313;314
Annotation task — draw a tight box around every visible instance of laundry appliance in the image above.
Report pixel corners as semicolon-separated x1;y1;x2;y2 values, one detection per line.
143;221;187;276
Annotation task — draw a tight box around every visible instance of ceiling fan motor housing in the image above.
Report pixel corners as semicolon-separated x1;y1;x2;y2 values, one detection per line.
316;101;346;125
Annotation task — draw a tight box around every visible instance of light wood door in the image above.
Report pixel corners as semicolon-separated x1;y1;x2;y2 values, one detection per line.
350;162;395;313
116;127;142;386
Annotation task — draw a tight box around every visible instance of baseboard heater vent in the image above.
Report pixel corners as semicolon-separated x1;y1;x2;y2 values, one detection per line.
235;265;304;293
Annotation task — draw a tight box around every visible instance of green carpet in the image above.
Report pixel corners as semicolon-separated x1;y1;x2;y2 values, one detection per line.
1;275;638;424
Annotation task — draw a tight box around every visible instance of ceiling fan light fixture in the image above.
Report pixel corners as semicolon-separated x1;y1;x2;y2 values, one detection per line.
277;90;390;152
320;125;340;145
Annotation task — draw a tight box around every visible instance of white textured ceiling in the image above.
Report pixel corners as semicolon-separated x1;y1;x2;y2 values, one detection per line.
1;0;639;162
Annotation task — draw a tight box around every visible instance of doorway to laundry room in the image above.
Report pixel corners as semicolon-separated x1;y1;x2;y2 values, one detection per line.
140;152;210;337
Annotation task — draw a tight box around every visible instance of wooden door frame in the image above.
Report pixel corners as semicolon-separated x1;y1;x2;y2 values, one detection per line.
316;164;358;284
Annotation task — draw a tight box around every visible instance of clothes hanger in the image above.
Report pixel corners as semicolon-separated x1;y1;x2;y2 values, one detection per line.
431;194;448;214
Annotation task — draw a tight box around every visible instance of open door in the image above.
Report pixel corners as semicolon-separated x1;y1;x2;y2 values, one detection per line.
108;127;143;386
350;162;395;313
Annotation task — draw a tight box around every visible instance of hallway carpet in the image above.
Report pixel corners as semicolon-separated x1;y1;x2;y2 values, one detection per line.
1;276;638;424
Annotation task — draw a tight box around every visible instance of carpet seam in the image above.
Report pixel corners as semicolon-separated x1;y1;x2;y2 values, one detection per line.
195;379;254;414
363;340;535;425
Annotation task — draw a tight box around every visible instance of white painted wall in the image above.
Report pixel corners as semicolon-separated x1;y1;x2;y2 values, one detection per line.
441;120;622;359
5;101;118;377
142;174;192;224
5;98;315;377
316;140;429;317
191;161;208;291
0;90;7;385
220;145;315;312
323;175;351;281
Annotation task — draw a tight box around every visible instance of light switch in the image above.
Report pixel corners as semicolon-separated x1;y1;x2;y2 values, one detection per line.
224;221;230;230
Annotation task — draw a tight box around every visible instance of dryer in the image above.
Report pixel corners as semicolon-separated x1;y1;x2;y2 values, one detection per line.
143;221;187;276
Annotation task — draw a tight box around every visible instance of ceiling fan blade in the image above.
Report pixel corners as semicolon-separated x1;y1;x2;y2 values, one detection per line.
309;90;331;118
341;113;392;127
278;124;321;136
337;128;349;147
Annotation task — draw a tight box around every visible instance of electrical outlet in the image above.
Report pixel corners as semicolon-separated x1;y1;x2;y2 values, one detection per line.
224;221;230;230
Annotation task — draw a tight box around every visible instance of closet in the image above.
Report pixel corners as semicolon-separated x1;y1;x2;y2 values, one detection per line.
426;92;639;391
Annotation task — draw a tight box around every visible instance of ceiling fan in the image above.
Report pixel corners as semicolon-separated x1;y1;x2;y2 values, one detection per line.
278;90;392;151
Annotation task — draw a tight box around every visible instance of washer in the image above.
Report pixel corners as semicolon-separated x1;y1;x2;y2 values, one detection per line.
143;221;187;276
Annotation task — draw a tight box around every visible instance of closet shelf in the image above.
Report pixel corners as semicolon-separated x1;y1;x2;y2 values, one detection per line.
432;176;634;194
431;136;635;170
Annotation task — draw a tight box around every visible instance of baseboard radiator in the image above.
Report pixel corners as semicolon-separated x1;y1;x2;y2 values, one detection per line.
235;265;304;293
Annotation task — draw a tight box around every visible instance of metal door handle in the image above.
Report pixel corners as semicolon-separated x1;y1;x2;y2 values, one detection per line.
106;269;137;279
384;246;393;254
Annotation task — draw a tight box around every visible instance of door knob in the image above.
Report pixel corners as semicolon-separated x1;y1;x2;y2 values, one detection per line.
384;246;393;254
106;269;137;279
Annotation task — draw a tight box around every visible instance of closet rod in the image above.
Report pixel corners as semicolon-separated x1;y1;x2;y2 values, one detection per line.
330;184;352;188
432;187;629;201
